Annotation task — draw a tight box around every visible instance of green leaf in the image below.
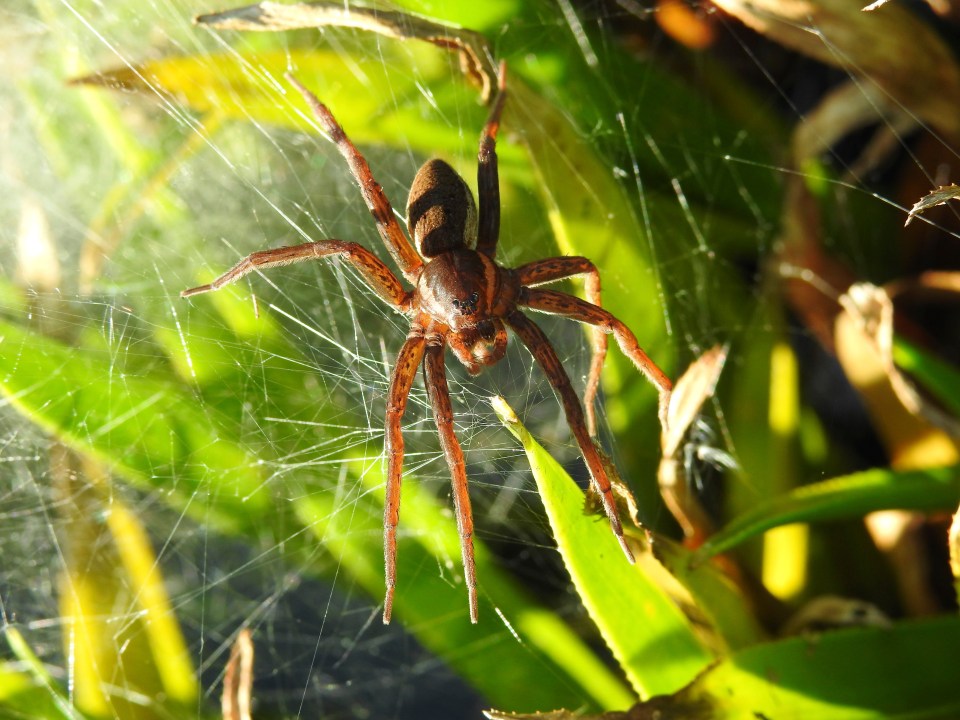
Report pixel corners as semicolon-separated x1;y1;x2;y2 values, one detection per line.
893;335;960;419
695;464;960;562
0;317;272;537
492;397;714;698
508;80;674;442
632;615;960;719
79;47;525;178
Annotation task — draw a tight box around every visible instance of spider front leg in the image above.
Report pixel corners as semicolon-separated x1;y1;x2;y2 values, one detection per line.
181;239;409;308
520;288;673;429
506;310;635;564
424;342;479;623
475;61;507;258
515;257;607;436
383;331;427;624
285;73;423;283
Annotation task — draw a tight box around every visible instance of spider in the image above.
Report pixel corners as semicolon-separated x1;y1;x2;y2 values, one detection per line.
182;65;673;624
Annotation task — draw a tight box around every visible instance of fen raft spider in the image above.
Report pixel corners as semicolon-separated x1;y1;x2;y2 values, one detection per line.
182;65;673;624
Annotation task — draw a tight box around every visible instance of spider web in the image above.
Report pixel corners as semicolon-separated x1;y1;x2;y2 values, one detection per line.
2;0;958;718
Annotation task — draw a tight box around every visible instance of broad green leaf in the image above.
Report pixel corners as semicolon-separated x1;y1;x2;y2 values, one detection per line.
508;80;674;448
695;464;960;562
390;0;520;28
0;317;272;536
78;48;525;178
492;397;714;698
893;335;960;419
630;615;960;719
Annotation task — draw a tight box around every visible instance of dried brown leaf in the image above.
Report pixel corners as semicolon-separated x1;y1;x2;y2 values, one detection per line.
834;282;960;469
658;345;729;544
712;0;960;144
904;184;960;226
840;283;960;438
194;1;497;102
950;504;960;599
222;629;254;720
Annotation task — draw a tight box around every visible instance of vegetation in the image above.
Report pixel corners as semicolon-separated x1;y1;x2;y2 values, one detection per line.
2;0;959;717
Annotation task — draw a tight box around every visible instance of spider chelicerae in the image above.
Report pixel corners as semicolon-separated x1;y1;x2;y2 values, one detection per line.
182;64;673;624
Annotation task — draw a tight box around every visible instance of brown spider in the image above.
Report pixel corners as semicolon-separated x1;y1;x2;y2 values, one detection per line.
182;65;673;624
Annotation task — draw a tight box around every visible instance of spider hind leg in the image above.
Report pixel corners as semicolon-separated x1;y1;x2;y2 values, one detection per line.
425;342;480;623
382;333;427;624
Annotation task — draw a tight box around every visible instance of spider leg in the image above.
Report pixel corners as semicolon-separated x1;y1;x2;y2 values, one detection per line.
424;341;479;623
285;73;424;283
476;61;507;258
520;287;673;428
383;331;427;624
515;257;606;436
506;310;635;564
181;240;410;307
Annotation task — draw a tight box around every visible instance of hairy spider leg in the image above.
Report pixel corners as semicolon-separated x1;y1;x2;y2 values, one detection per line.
476;61;507;258
519;288;673;428
425;342;480;623
506;310;635;564
383;332;427;624
180;240;408;305
515;257;607;436
285;72;424;283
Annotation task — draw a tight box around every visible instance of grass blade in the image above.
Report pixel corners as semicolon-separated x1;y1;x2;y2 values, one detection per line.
492;396;714;698
695;464;960;562
634;615;960;719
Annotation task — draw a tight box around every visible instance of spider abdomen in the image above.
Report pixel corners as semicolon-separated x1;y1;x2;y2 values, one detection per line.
406;158;478;257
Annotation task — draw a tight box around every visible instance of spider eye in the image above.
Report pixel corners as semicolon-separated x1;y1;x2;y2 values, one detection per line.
470;292;479;304
452;299;461;308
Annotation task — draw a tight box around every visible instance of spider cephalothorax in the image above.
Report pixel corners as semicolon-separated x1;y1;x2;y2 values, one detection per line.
182;65;672;624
